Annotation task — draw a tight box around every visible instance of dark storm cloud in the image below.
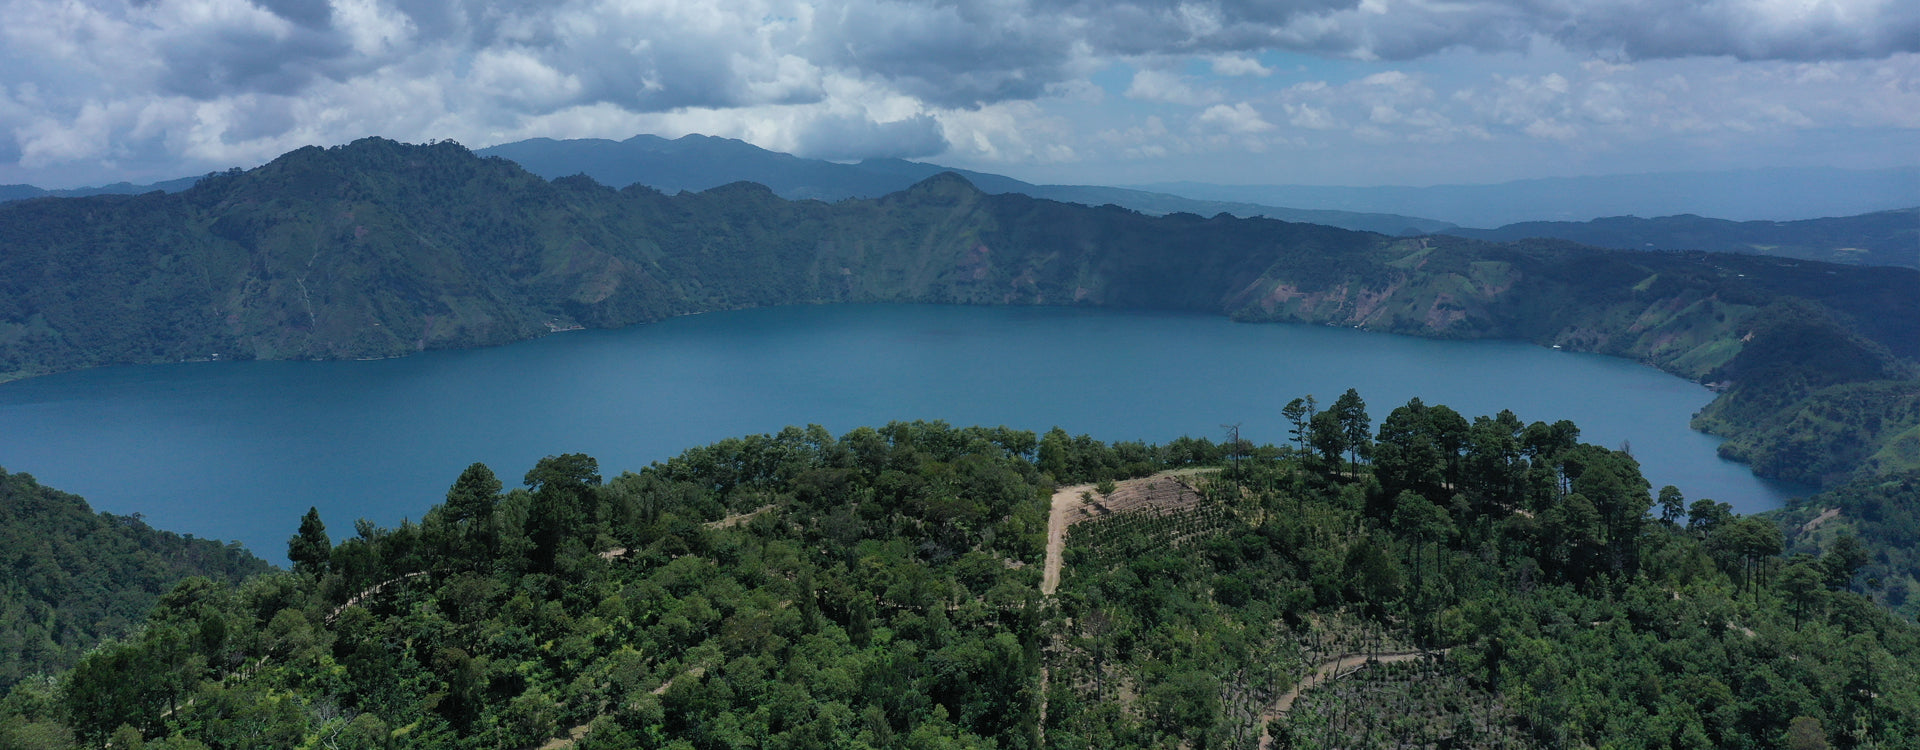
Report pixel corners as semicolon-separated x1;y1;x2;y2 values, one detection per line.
810;0;1077;107
156;23;353;99
1548;0;1920;61
254;0;333;28
76;0;1920;115
1280;0;1920;61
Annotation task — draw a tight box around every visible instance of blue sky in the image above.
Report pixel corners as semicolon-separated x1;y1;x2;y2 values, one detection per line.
1;0;1916;189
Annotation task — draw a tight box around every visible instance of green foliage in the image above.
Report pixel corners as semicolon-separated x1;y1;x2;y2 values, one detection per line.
1046;402;1920;750
1772;471;1920;620
5;405;1920;748
288;508;331;577
0;469;267;692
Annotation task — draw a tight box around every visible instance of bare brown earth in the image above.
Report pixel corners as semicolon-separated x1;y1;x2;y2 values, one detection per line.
706;504;774;529
1801;507;1841;535
1041;471;1209;596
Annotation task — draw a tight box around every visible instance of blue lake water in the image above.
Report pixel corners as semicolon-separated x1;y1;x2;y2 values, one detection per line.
0;304;1808;560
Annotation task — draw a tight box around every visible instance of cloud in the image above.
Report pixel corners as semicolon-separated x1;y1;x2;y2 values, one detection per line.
0;0;1916;186
1196;101;1276;133
790;112;950;160
1210;54;1274;76
1251;0;1920;61
1125;69;1223;105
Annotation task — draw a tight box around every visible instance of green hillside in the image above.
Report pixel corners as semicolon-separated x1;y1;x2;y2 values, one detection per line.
0;468;269;691
1;137;1916;490
2;410;1914;749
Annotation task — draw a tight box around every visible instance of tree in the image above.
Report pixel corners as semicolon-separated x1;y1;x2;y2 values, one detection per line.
1332;389;1372;476
1713;517;1784;598
1782;716;1831;750
523;454;602;571
445;463;502;525
1282;398;1312;455
1687;499;1732;538
1567;450;1651;576
1308;410;1346;474
1462;411;1525;516
1424;405;1469;489
1391;491;1454;586
1778;557;1826;630
445;463;502;559
1344;535;1403;616
1037;427;1072;481
1373;398;1444;505
287;507;330;575
1822;534;1868;592
1657;485;1685;526
1222;423;1244;480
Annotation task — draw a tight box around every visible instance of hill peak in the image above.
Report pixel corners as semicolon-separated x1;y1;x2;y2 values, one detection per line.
901;171;982;199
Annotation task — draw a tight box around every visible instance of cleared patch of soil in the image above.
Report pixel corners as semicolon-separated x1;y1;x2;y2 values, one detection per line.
1041;472;1208;596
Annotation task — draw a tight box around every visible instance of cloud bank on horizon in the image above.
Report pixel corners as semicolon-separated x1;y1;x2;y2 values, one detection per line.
1;0;1916;187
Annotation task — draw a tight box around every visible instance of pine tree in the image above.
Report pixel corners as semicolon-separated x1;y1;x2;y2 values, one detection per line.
287;507;330;575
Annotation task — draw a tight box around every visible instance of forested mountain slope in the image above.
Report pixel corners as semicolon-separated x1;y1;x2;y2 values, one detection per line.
2;412;1913;749
1449;208;1920;270
0;468;269;691
0;138;1915;487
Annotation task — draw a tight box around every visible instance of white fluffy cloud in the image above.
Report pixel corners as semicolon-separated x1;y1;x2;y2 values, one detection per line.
1126;69;1223;105
1196;101;1276;133
0;0;1914;185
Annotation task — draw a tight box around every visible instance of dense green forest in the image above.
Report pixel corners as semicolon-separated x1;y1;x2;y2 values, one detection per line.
3;396;1913;749
0;469;268;692
0;138;1915;488
1773;471;1920;621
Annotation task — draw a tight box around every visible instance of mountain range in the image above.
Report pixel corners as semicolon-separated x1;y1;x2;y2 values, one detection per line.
1449;208;1919;269
475;135;1918;268
1142;166;1920;227
473;134;1456;236
0;176;202;204
0;136;1913;487
18;133;1908;269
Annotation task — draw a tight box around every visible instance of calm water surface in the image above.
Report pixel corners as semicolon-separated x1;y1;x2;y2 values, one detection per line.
0;304;1808;559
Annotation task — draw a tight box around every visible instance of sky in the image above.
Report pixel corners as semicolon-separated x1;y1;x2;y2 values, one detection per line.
1;0;1917;189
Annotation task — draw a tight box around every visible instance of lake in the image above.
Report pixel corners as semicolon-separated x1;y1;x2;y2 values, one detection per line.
0;303;1808;559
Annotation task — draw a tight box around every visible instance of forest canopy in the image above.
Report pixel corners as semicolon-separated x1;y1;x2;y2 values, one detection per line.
2;393;1912;749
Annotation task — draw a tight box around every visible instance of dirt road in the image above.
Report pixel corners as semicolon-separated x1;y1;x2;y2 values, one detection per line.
1041;482;1095;596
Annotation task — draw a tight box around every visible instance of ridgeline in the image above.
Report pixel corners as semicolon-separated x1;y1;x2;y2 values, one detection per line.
0;137;1915;490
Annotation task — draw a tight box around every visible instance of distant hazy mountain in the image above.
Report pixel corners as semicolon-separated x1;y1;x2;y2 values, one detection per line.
0;175;201;203
1141;167;1920;228
1449;208;1920;269
476;134;1456;236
